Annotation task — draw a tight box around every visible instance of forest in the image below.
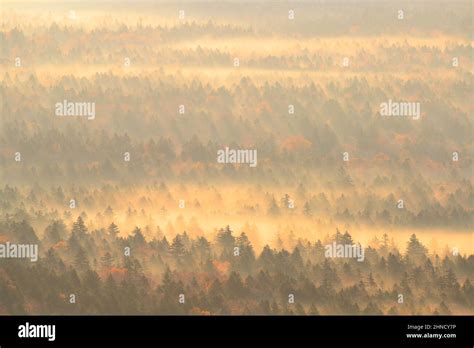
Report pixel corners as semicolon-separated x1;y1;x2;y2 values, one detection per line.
0;1;472;314
0;217;472;315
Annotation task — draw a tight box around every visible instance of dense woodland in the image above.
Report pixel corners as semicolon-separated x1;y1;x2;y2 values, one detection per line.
0;1;472;314
0;217;473;315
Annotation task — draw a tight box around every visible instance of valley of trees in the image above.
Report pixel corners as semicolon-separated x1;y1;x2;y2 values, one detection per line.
0;1;472;315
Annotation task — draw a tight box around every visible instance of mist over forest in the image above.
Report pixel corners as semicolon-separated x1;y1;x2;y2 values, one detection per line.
0;1;472;315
